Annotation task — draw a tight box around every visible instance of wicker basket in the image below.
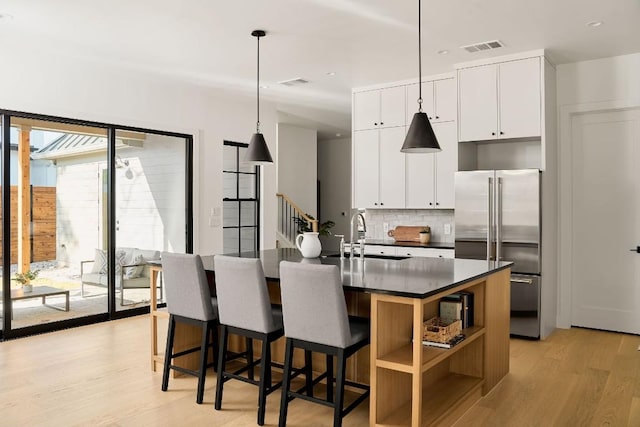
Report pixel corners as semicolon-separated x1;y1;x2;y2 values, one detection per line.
422;317;462;343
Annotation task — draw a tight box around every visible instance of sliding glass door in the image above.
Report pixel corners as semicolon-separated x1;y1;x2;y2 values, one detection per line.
0;110;192;339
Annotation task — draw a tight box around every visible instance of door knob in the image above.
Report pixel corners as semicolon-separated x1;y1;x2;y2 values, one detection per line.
630;246;640;253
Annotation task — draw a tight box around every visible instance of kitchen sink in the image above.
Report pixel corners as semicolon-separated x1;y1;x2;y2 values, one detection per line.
323;253;410;261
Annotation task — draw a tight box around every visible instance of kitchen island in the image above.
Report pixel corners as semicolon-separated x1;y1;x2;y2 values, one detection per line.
149;248;512;426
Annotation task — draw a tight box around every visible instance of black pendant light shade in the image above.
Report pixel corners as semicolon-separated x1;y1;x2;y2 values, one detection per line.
402;111;441;153
401;0;441;154
244;29;273;164
246;132;273;162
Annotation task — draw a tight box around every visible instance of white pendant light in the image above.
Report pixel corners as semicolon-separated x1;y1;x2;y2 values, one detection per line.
401;0;441;153
244;30;273;163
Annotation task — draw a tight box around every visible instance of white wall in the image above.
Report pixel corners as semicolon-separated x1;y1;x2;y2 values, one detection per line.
0;44;278;255
556;52;640;328
317;137;351;251
277;123;317;217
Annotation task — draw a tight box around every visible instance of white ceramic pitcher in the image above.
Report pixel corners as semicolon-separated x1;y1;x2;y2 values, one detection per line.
295;232;322;258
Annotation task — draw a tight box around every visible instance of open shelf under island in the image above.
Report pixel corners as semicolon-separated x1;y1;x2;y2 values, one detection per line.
148;248;512;427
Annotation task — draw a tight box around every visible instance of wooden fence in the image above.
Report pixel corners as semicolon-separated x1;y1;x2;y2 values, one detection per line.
1;186;57;263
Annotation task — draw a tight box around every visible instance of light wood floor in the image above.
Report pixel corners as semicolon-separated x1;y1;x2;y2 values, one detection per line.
1;317;638;426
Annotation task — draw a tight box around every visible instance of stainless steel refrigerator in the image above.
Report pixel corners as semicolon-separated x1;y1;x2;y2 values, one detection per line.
454;169;541;338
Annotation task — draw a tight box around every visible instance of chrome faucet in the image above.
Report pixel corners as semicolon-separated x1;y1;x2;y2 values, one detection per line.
350;212;367;259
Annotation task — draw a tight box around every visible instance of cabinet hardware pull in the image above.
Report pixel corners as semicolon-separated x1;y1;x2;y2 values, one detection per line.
500;131;504;135
380;122;384;125
429;116;433;119
491;132;496;136
435;116;439;119
374;122;378;126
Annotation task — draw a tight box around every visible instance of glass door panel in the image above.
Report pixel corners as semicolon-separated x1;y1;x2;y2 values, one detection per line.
7;118;109;330
114;130;187;311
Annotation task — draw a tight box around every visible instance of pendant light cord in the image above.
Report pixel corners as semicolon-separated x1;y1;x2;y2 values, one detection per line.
256;34;261;133
417;0;423;112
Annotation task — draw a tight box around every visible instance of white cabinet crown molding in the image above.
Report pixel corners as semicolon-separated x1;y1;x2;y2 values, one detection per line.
352;71;456;94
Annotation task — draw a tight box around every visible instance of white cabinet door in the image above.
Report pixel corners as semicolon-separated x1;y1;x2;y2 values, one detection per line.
353;130;379;208
406;122;457;209
433;122;458;209
378;127;406;208
434;78;456;122
364;245;398;256
406;81;434;122
353;90;381;131
406;152;435;208
380;86;407;128
499;57;541;139
397;247;455;258
458;64;498;142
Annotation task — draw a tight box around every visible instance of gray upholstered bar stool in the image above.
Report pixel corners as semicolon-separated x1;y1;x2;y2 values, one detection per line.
278;261;370;427
160;252;218;404
213;255;285;426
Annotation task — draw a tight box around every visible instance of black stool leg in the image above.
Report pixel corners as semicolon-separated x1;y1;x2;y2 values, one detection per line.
161;315;176;392
333;349;347;427
214;325;229;410
305;350;314;397
247;337;255;381
326;353;333;403
278;338;294;427
196;321;209;404
257;338;269;425
211;321;219;373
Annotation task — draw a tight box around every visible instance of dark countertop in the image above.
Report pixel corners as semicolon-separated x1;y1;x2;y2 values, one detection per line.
201;248;511;299
361;239;454;250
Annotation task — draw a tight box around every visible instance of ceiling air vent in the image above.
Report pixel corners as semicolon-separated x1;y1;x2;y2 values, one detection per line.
461;40;505;53
278;77;309;86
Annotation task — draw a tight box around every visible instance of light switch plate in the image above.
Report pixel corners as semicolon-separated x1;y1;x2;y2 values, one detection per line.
444;223;451;235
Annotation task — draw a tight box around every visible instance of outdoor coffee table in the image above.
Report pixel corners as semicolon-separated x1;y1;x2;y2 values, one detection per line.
4;285;70;312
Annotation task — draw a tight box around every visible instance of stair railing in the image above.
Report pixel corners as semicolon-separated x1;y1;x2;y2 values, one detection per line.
276;193;318;244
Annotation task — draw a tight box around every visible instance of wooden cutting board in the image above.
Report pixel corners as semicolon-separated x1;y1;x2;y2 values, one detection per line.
387;226;428;242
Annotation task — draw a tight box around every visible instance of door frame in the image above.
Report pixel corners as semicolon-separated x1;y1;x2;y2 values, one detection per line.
558;99;640;329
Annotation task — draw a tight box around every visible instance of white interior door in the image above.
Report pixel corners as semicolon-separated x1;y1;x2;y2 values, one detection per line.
571;108;640;334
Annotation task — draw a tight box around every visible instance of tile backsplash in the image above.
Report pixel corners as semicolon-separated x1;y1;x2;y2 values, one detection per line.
364;209;455;243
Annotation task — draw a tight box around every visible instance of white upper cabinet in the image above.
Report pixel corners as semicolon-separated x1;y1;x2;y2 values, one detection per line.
378;126;407;208
406;78;456;123
406;121;457;209
353;129;380;208
498;57;541;139
353;85;406;131
458;57;541;142
353;127;406;208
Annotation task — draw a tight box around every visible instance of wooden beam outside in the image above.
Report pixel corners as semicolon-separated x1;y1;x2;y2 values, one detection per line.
17;126;31;273
10;117;146;141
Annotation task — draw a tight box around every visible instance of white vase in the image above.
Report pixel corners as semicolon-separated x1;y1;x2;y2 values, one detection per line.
23;284;33;293
295;232;322;258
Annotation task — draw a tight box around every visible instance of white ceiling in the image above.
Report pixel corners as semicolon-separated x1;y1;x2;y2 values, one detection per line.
1;0;639;140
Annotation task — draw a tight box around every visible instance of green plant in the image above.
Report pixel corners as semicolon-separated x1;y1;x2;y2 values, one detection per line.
420;227;431;234
292;215;335;236
13;269;40;285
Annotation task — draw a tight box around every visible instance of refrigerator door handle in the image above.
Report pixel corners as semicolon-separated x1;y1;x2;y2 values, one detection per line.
496;177;503;262
510;278;534;284
487;177;493;262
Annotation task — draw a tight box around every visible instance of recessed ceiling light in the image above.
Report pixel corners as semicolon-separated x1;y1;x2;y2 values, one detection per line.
336;133;342;137
587;20;603;28
260;85;269;89
437;50;449;55
326;72;336;76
